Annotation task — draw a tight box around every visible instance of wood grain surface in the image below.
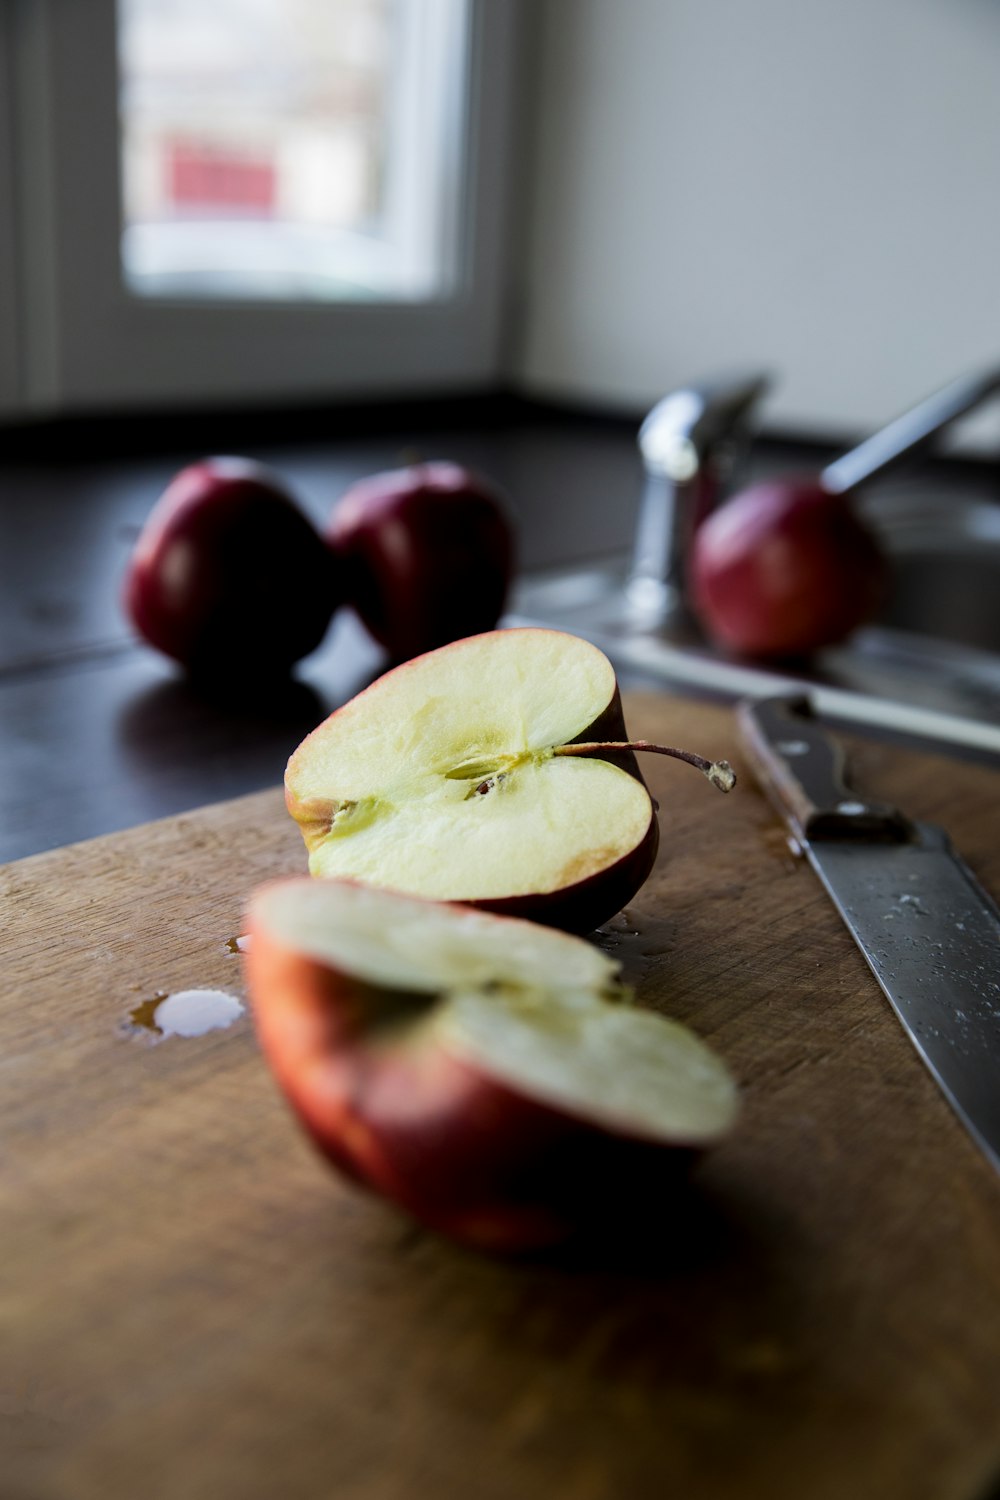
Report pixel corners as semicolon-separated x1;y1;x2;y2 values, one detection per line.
2;692;999;1500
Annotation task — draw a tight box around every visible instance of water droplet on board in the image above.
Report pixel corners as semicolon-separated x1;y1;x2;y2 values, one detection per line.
760;826;804;868
127;988;245;1039
592;911;641;950
591;910;677;972
128;994;167;1032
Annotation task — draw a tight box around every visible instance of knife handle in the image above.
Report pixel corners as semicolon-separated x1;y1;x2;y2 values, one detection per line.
736;695;916;844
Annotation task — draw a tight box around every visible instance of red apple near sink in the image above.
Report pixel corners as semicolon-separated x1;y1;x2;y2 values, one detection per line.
688;478;888;659
284;628;735;934
327;461;513;660
245;878;739;1252
124;457;340;677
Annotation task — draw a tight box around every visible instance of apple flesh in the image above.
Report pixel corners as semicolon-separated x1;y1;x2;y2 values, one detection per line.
124;457;340;677
245;878;739;1252
688;478;888;659
327;461;513;660
285;628;734;934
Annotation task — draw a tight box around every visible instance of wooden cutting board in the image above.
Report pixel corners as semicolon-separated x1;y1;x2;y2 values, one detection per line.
2;692;999;1500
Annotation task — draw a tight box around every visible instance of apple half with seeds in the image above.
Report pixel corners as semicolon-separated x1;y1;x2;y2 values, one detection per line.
285;628;734;934
245;878;739;1252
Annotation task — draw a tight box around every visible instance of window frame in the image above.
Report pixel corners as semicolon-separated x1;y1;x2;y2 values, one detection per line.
5;0;520;418
0;3;21;412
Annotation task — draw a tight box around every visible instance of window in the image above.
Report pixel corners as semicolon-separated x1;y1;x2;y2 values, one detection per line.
2;0;518;417
119;0;456;302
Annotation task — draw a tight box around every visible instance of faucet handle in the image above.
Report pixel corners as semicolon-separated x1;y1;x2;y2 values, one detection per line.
638;371;772;480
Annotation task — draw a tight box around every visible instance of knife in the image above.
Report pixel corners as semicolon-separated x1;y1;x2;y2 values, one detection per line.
737;692;1000;1174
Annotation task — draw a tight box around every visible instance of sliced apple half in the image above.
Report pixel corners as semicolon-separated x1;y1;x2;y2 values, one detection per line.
285;628;733;933
246;878;739;1252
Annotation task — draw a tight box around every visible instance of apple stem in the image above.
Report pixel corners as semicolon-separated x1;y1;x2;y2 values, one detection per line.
554;741;736;792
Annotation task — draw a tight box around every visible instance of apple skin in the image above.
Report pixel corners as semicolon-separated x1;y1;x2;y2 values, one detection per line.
245;890;695;1253
327;462;514;660
124;457;340;677
471;685;659;934
688;478;888;659
284;639;659;936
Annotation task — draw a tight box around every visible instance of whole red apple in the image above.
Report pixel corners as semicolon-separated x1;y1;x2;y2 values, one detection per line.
327;461;514;660
124;457;340;677
688;478;888;659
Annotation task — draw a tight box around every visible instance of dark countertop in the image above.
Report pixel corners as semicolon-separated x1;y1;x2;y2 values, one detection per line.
2;394;997;866
1;397;666;863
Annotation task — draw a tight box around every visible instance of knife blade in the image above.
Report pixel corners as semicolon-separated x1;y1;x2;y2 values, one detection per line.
737;692;1000;1174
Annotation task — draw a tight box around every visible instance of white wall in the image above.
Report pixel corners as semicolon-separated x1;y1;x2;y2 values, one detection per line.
514;0;1000;444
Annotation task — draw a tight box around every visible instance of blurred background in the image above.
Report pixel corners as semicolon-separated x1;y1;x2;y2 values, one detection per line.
3;0;1000;860
3;0;1000;434
517;0;1000;444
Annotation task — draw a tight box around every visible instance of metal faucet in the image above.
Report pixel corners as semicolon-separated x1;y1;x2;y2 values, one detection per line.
627;362;1000;630
627;371;772;624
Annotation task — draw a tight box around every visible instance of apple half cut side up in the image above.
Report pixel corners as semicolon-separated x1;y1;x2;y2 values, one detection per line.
245;879;739;1253
284;629;735;934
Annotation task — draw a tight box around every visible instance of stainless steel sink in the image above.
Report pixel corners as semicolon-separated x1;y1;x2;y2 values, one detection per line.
865;484;1000;650
511;474;1000;755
